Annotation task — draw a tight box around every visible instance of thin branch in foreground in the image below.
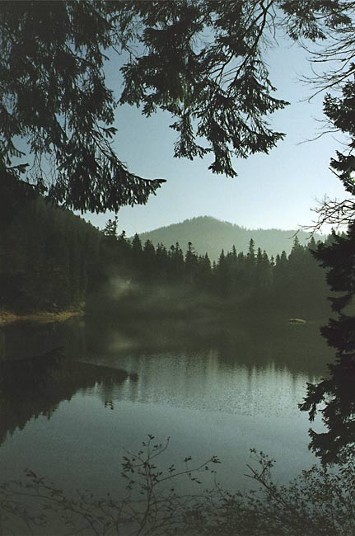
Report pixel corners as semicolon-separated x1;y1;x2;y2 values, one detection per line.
303;196;355;235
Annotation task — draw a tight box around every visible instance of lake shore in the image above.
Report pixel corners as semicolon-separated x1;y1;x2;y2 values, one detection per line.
0;309;84;326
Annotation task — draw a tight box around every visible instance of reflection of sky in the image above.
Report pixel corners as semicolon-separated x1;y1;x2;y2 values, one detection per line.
0;315;330;502
96;349;313;418
0;345;323;497
84;41;348;236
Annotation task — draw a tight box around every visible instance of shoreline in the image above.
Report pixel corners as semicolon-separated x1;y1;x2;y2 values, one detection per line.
0;310;84;326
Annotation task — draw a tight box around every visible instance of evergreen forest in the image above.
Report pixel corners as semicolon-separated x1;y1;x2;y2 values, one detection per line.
1;2;355;534
0;193;330;320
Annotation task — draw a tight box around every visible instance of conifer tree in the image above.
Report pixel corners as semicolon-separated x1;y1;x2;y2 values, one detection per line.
300;224;355;463
2;1;353;213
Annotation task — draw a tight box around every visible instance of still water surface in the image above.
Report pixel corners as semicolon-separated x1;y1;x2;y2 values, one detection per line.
0;316;333;496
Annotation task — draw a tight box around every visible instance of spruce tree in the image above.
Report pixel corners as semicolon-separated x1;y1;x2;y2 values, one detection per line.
300;225;355;463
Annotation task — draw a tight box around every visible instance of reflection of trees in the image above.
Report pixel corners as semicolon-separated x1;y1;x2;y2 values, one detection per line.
209;320;332;376
85;314;331;376
0;349;130;446
0;319;85;361
300;227;355;464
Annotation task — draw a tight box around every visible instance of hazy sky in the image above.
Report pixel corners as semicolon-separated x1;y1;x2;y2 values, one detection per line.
85;40;347;236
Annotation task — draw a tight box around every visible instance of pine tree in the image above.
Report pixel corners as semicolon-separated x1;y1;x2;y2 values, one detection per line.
300;224;355;463
168;243;185;282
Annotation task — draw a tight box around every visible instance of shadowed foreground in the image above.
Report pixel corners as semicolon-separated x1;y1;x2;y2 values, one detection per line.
0;436;354;536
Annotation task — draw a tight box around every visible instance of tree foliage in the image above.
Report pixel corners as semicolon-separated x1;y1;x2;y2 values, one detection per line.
119;1;289;177
0;194;328;318
300;225;355;464
0;0;164;212
308;23;355;227
1;437;354;535
1;0;354;212
326;78;355;188
295;2;355;463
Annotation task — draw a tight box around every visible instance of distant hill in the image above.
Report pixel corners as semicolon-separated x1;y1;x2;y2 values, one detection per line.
136;216;323;260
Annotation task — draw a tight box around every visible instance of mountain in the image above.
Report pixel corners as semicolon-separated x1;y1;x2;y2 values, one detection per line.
136;216;323;260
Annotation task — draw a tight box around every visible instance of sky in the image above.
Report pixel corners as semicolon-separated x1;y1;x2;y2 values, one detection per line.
84;39;348;236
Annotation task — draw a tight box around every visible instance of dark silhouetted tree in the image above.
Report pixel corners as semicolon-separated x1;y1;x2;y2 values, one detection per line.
300;225;355;464
2;1;354;213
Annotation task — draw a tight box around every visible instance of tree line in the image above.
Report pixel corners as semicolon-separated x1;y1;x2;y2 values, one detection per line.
0;193;329;319
0;196;102;312
102;218;329;318
0;0;354;511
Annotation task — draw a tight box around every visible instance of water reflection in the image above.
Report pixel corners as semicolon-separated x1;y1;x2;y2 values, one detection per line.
98;348;311;419
0;315;333;374
0;315;332;442
0;315;334;494
0;348;131;446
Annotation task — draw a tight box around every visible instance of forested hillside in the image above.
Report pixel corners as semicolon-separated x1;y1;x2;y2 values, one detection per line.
102;232;330;319
0;196;102;312
137;217;322;261
0;196;330;319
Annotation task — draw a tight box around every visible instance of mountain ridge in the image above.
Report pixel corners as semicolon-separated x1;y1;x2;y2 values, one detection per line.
135;216;323;260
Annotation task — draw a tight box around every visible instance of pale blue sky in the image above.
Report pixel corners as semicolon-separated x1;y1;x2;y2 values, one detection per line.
85;40;347;236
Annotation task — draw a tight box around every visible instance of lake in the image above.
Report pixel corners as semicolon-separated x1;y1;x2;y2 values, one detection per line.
0;314;334;525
